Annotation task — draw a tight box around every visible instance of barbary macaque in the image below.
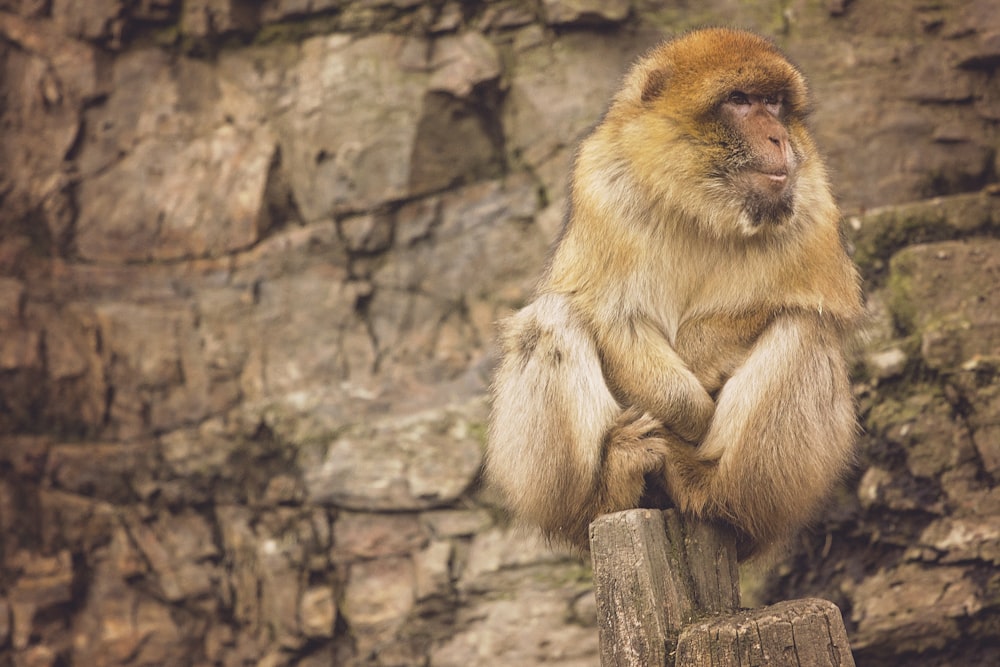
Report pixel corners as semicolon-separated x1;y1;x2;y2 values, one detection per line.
485;28;863;559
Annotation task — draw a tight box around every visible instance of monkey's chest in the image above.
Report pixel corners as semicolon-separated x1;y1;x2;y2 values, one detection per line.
674;311;772;395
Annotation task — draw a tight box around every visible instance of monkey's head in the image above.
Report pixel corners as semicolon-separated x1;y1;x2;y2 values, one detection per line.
591;28;825;239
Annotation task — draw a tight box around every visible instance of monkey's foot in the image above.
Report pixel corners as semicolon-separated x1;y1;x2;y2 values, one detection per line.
592;408;674;516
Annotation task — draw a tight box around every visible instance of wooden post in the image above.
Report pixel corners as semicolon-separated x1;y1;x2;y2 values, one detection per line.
675;598;856;667
661;511;740;616
589;509;739;666
588;509;678;667
590;509;855;667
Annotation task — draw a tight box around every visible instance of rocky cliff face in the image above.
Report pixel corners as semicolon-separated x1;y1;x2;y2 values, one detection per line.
0;1;997;665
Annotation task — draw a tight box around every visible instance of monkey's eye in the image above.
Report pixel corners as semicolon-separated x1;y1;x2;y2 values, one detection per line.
727;91;750;105
763;96;783;114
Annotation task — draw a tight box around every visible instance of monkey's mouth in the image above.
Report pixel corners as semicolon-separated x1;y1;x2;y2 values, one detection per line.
730;167;791;192
736;171;796;227
753;170;789;192
747;171;794;218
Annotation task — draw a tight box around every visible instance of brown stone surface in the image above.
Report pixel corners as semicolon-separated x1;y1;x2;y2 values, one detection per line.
0;1;999;665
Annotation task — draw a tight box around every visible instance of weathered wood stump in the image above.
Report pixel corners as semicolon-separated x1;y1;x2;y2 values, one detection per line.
675;598;855;667
589;509;855;667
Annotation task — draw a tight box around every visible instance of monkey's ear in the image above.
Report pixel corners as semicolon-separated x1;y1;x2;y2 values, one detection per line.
641;67;671;104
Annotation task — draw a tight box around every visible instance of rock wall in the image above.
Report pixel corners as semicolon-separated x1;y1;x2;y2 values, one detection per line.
0;1;997;665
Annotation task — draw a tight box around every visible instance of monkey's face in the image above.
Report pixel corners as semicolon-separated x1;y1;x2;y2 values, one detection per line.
715;90;800;228
606;28;818;239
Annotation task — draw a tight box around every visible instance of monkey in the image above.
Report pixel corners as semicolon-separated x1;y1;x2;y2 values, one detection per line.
485;28;863;559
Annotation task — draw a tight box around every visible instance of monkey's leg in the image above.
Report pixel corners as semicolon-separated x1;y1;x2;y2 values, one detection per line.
666;312;855;557
486;294;669;549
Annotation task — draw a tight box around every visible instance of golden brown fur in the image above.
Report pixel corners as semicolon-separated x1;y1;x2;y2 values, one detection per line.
485;28;863;559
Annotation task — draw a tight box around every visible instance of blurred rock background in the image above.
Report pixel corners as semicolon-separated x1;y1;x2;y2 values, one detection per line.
0;0;997;665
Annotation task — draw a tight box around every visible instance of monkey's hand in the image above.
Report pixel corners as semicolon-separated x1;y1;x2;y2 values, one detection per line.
595;316;715;443
591;407;672;517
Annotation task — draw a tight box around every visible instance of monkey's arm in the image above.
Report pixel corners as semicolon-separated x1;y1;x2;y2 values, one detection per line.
593;314;715;443
663;311;855;554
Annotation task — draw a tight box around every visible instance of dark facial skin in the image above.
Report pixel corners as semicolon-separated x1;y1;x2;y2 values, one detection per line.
719;91;798;225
